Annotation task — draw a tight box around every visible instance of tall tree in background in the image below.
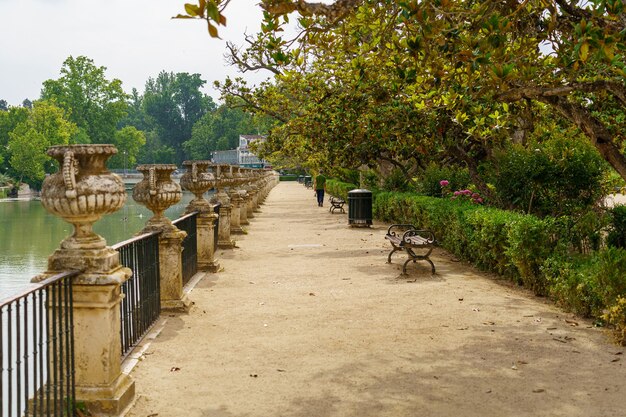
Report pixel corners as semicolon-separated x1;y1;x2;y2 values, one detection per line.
183;103;273;159
7;100;78;186
41;56;128;144
142;71;216;163
0;106;29;174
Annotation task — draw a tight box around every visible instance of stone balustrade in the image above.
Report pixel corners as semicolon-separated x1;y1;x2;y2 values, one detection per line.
35;147;279;416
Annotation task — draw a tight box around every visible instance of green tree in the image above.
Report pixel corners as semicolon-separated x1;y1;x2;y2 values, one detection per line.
8;129;49;186
41;55;128;144
143;71;216;163
183;103;270;159
7;100;78;186
108;126;147;170
0;106;30;175
184;0;626;186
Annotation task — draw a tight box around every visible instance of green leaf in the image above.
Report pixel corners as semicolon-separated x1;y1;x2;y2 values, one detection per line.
580;42;589;62
206;2;219;21
184;3;200;17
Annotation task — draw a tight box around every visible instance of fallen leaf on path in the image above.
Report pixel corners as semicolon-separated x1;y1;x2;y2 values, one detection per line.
565;319;579;326
483;321;495;326
614;352;623;355
249;281;256;284
249;374;258;378
532;389;545;393
611;358;621;363
523;314;534;317
553;338;567;343
458;298;464;301
547;327;557;330
170;367;180;372
517;360;529;365
309;292;316;296
277;369;286;372
457;327;468;330
511;364;518;370
535;318;542;322
472;308;480;312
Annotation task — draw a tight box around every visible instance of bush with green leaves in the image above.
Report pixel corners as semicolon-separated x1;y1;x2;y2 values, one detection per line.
326;179;357;200
607;205;626;249
417;163;471;197
488;135;608;216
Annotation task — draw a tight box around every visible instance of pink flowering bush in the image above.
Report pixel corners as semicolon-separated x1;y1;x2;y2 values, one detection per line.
442;182;484;204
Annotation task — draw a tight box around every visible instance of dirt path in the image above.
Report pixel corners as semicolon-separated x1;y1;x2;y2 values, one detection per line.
126;182;625;417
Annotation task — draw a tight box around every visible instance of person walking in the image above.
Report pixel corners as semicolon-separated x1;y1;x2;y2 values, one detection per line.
314;170;326;207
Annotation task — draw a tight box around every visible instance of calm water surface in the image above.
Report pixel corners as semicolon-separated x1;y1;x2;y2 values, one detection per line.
0;190;196;299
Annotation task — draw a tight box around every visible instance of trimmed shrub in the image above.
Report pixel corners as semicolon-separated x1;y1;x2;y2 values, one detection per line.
326;179;357;200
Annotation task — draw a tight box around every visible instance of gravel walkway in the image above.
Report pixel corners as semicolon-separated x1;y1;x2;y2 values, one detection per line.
126;182;625;417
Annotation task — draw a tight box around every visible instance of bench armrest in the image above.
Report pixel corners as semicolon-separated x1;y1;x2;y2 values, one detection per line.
387;224;417;237
402;229;435;244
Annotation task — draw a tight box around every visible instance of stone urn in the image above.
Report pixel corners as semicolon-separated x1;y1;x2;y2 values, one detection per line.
133;164;182;231
180;160;216;212
41;144;126;250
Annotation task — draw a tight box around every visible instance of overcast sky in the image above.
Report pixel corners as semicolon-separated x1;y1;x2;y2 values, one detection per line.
0;0;271;106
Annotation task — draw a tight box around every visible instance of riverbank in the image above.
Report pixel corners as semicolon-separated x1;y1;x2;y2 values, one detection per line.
126;182;624;417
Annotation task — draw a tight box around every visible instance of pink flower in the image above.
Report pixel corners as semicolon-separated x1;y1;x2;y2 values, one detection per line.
462;189;472;196
472;193;480;199
475;197;484;204
439;180;449;187
453;191;461;196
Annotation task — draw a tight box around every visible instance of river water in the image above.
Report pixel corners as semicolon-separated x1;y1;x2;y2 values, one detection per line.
0;190;196;299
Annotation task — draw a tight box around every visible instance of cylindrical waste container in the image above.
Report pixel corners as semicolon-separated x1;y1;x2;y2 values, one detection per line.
213;202;221;252
348;189;372;227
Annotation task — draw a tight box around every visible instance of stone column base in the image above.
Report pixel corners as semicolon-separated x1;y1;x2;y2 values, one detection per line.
76;373;135;417
218;239;237;249
231;226;245;234
198;259;220;273
161;293;192;313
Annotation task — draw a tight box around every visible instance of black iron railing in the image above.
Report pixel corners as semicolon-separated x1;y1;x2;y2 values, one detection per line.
173;212;198;287
1;270;79;417
114;232;161;360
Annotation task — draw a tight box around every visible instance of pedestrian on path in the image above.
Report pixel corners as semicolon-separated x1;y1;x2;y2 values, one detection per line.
314;170;326;207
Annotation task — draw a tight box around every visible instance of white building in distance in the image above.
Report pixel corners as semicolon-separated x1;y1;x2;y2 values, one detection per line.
211;135;269;168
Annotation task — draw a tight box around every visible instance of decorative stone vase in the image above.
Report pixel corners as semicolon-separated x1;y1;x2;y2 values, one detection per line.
41;144;126;250
180;160;216;213
133;164;182;232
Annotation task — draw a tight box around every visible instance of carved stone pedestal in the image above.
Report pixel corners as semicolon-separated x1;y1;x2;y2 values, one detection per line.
34;144;135;416
180;160;220;272
133;164;190;312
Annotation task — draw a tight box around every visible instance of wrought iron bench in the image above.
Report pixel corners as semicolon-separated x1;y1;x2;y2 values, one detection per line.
385;224;436;274
329;196;346;213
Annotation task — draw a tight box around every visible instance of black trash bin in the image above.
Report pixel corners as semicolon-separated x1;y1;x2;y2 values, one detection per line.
348;189;372;227
213;202;221;251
